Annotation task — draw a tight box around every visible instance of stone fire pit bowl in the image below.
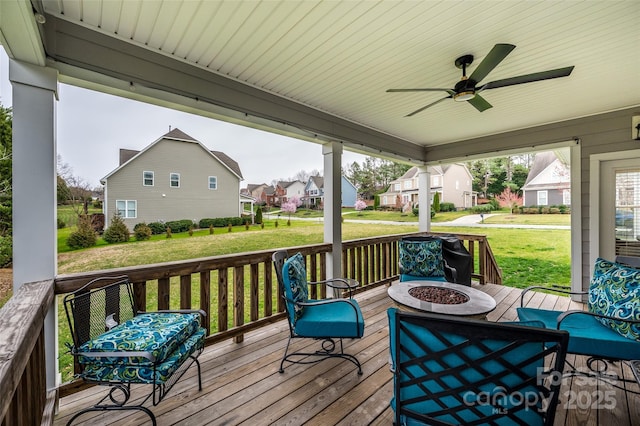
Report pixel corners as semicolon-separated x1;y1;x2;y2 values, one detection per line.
387;281;496;319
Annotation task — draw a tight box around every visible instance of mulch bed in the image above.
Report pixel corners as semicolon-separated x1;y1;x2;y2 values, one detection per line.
408;286;469;305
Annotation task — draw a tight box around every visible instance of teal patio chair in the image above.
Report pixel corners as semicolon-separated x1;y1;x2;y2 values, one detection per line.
399;236;470;284
272;250;365;374
517;256;640;387
388;308;569;426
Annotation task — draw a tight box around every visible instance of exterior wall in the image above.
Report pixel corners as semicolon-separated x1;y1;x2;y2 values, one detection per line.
285;181;306;201
441;164;472;207
105;139;240;227
523;188;569;206
341;176;357;207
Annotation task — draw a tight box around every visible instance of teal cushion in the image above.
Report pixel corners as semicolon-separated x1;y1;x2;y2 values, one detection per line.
399;274;447;283
282;252;309;321
81;327;205;384
517;307;639;360
388;308;546;426
78;312;201;366
294;299;364;338
588;257;640;341
399;240;444;278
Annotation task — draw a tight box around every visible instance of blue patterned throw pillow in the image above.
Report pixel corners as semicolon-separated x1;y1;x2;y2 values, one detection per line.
284;252;309;321
588;257;640;341
399;239;444;277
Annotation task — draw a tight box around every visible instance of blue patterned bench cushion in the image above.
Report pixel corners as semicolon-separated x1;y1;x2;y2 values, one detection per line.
78;312;202;367
283;252;309;321
81;328;205;384
588;257;640;341
399;239;444;278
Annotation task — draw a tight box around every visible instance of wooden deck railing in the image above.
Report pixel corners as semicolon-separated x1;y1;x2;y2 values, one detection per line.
0;279;57;426
1;232;501;421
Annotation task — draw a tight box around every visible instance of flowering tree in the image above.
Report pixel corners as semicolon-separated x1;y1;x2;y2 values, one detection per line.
354;199;367;215
281;200;297;225
495;187;523;214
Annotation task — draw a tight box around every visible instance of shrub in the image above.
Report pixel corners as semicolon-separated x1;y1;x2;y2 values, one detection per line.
198;217;244;228
188;225;194;236
209;225;214;235
0;236;12;267
440;202;456;212
92;200;103;209
166;227;172;238
133;223;152;241
148;222;166;235
103;214;130;243
228;223;232;232
165;219;194;233
255;207;263;225
245;221;250;230
470;205;493;214
67;216;97;249
373;194;380;210
432;192;440;213
57;218;66;229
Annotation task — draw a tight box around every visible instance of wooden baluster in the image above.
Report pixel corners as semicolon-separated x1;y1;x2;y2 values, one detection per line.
200;271;211;335
234;266;244;343
218;268;228;333
250;263;259;322
264;260;273;317
180;275;191;310
158;277;170;310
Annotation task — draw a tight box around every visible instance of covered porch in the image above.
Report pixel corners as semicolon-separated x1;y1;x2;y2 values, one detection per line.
1;1;639;424
53;283;640;425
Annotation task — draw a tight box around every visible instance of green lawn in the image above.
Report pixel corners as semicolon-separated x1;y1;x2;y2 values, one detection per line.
483;213;571;226
54;220;570;382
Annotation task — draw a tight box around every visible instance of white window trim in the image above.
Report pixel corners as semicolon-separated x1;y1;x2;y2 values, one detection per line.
143;171;154;186
208;176;218;190
170;172;180;188
116;200;137;219
537;190;548;205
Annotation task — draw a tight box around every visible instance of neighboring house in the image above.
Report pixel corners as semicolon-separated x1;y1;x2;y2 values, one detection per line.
379;165;476;209
522;151;571;206
279;180;306;204
241;183;270;204
101;128;243;228
303;175;358;208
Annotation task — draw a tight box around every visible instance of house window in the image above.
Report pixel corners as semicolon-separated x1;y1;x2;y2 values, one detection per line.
394;183;401;191
563;189;571;205
537;190;548;205
403;180;411;189
208;176;218;190
143;171;154;186
383;196;388;205
455;180;460;190
116;200;137;218
170;173;180;188
433;176;440;186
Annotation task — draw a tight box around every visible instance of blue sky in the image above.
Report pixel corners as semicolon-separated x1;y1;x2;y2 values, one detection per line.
0;47;366;188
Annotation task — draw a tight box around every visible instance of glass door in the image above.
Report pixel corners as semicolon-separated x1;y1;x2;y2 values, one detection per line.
600;159;640;259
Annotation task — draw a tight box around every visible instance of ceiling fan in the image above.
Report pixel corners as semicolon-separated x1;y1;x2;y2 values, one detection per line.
386;43;574;116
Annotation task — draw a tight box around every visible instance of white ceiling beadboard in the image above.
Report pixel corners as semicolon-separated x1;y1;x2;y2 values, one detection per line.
42;0;640;146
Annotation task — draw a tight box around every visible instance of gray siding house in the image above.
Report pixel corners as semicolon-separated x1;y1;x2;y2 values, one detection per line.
522;151;571;206
101;128;243;228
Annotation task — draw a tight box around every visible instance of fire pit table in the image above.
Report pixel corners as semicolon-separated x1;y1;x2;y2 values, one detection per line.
387;281;496;319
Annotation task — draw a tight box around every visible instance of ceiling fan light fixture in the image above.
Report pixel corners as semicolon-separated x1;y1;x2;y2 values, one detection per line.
454;91;475;102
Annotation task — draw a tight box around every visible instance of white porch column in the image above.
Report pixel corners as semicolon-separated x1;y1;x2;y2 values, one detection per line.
417;166;431;232
323;142;342;286
10;60;59;389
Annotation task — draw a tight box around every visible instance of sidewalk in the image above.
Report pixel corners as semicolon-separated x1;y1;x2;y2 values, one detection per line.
264;211;569;230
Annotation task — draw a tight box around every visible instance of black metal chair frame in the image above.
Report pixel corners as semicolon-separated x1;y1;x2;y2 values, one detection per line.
390;309;569;426
63;276;206;425
518;255;640;393
272;250;364;375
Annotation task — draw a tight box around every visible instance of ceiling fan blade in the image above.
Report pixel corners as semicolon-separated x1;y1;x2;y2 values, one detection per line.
406;96;452;117
387;88;453;93
468;43;516;83
480;66;575;90
467;94;492;112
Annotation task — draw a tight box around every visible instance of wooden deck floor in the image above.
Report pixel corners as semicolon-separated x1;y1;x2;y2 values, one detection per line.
54;283;640;425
